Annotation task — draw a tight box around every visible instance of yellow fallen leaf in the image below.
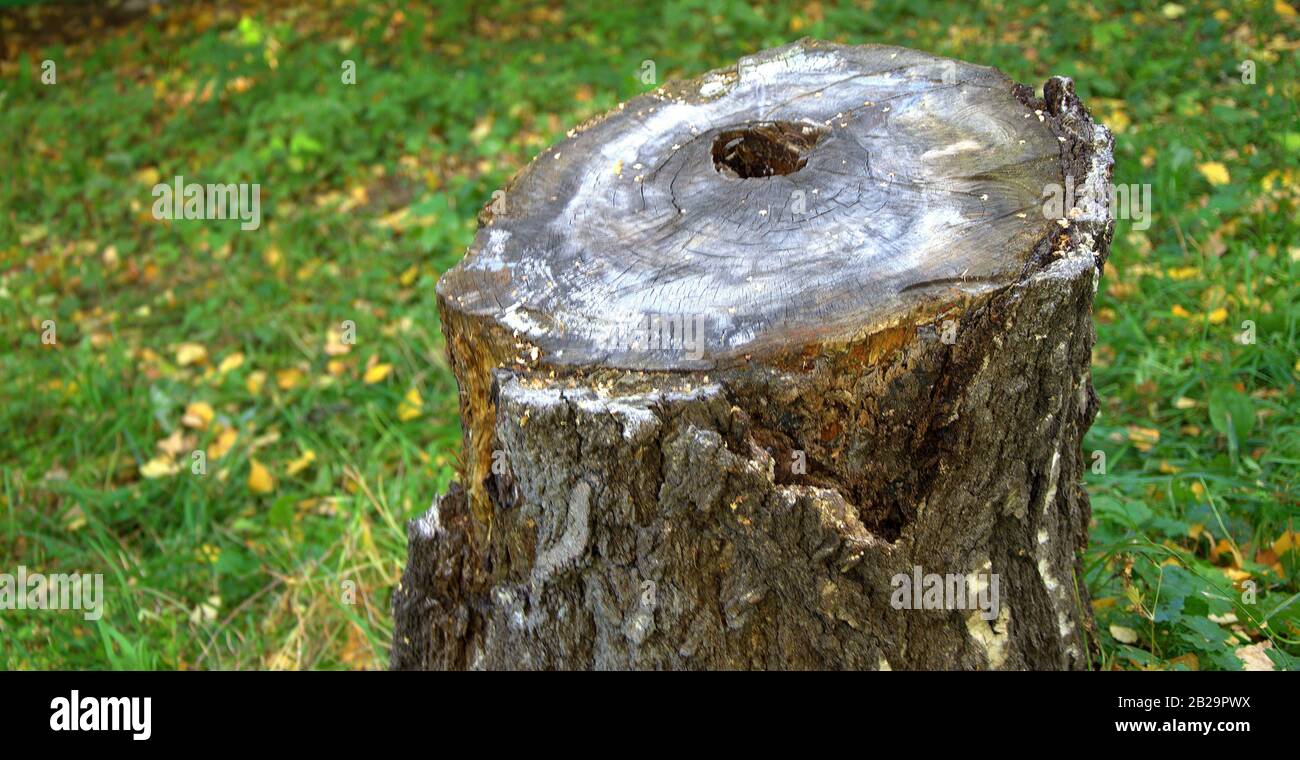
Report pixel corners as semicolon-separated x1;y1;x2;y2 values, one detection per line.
1166;266;1200;281
1126;426;1160;451
263;245;283;267
1171;304;1191;318
377;206;411;230
176;342;208;367
1208;307;1228;324
208;427;238;460
156;428;190;458
182;401;215;430
1277;1;1297;17
398;387;424;421
218;352;245;374
1109;624;1139;644
63;505;87;532
1273;530;1296;556
1105;105;1131;133
248;459;275;494
399;264;420;287
246;370;267;395
141;456;181;479
1197;161;1231;186
327;359;348;376
135;166;162;186
276;367;304;390
286;449;317;476
325;327;352;356
364;362;393;384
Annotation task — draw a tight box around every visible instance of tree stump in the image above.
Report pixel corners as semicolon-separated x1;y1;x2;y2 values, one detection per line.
392;40;1114;670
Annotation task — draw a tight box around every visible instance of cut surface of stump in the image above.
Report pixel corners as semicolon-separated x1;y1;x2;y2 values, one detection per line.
396;40;1114;670
439;41;1080;370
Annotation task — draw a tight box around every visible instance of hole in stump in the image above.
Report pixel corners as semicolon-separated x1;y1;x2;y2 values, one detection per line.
711;121;826;178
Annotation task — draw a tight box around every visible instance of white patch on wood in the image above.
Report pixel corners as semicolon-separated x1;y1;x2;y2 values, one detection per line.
415;497;443;538
698;77;730;98
1034;449;1079;655
964;559;1011;668
966;603;1011;669
498;301;551;337
920;139;982;160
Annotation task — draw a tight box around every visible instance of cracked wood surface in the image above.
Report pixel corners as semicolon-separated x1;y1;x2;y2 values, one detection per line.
438;39;1065;371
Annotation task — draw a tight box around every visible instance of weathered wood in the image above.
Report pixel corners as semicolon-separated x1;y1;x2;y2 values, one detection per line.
393;40;1114;670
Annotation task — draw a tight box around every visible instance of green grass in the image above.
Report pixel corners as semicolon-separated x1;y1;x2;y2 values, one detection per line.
1;0;1296;670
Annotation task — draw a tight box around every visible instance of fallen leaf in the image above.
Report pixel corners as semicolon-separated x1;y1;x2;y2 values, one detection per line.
1208;307;1228;325
1126;426;1160;451
276;368;304;390
325;327;352;356
189;595;221;625
218;352;245;374
363;362;393;384
208;427;238;460
176;343;208;366
1234;641;1274;671
135;166;162;185
1109;624;1139;644
1197;161;1231;186
156;429;190;458
248;459;275;494
63;505;87;532
398;387;423;421
182;401;215;430
141;456;181;479
286;449;317;476
246;370;267;395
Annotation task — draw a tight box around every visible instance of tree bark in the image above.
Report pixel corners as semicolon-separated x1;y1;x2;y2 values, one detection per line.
392;40;1113;670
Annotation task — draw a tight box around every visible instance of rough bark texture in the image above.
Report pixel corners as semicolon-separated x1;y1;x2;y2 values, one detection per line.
392;40;1113;670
